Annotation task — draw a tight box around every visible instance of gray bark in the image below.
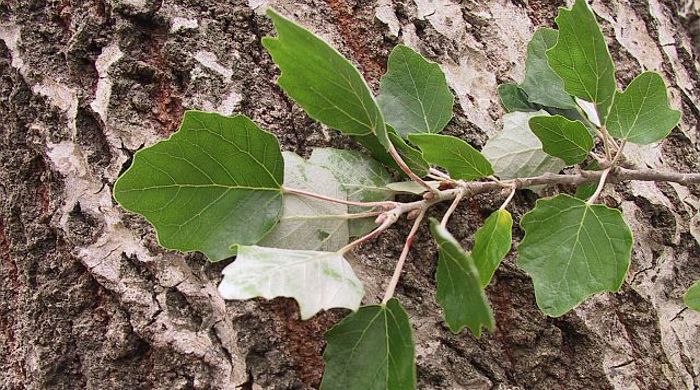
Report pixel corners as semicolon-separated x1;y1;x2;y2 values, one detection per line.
1;0;699;389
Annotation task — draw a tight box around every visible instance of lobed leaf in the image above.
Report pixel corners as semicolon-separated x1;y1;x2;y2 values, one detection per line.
408;133;493;181
606;72;681;145
321;298;416;390
218;246;363;320
520;28;577;110
114;111;283;262
263;9;391;149
259;152;349;251
472;209;513;288
377;45;454;137
309;148;394;236
430;219;495;336
518;194;633;317
482;111;566;180
546;0;616;123
684;280;700;312
529;115;594;165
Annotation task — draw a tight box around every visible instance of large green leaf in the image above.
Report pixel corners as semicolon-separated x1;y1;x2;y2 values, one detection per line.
606;72;681;145
520;28;576;110
498;83;537;113
529;115;593;165
114;111;284;262
684;280;700;312
263;9;390;149
309;148;394;236
218;246;363;320
482;111;566;180
518;194;633;317
546;0;616;123
321;298;415;390
408;133;493;181
377;45;454;137
260;152;349;251
472;209;513;288
429;219;495;336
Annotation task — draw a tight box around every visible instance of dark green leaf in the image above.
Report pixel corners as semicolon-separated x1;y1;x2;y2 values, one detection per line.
546;0;616;123
218;246;363;320
408;133;493;181
521;28;577;110
684;280;700;312
472;209;513;288
114;111;284;262
430;219;495;336
321;298;416;390
606;72;681;144
351;130;430;177
263;9;391;149
498;83;537;112
529;115;594;165
378;45;454;137
518;194;633;317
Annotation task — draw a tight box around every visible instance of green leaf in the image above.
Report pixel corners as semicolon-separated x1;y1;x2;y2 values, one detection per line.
321;298;415;390
472;209;513;288
408;133;493;181
606;72;681;144
684;280;700;312
263;9;390;149
498;83;537;113
518;194;633;317
520;28;577;110
352;130;430;177
385;181;441;194
114;111;284;262
377;45;454;137
259;152;349;251
309;148;394;236
218;246;364;320
482;111;566;180
529;115;594;165
429;219;495;336
546;0;616;123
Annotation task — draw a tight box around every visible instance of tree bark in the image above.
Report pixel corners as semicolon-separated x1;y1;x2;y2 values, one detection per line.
1;0;699;389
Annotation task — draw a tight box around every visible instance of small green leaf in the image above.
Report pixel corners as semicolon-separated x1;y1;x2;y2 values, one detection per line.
218;246;364;320
684;280;700;312
309;148;394;237
498;83;537;113
546;0;616;123
386;180;441;194
472;210;513;288
263;9;391;149
429;219;495;336
378;45;454;137
114;111;284;262
321;298;416;390
529;115;594;165
518;194;633;317
482;111;566;180
260;152;348;251
408;133;493;181
606;72;681;144
352;130;430;177
520;28;577;110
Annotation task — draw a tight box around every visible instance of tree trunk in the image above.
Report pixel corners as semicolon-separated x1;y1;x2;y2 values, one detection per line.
1;0;699;389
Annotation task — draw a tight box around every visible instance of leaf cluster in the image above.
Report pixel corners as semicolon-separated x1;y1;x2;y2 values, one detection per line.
113;2;697;389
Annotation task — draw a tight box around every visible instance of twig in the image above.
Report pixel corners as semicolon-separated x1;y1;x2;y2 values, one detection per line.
283;186;396;209
337;211;400;254
441;189;465;228
382;208;426;304
586;167;612;204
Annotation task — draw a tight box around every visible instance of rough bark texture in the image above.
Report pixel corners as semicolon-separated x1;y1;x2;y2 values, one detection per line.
1;0;699;389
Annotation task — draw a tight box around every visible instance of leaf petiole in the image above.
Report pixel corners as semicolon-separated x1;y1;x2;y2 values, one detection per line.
440;189;465;228
499;186;517;210
382;208;427;304
283;186;397;209
586;167;612;205
389;146;439;195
